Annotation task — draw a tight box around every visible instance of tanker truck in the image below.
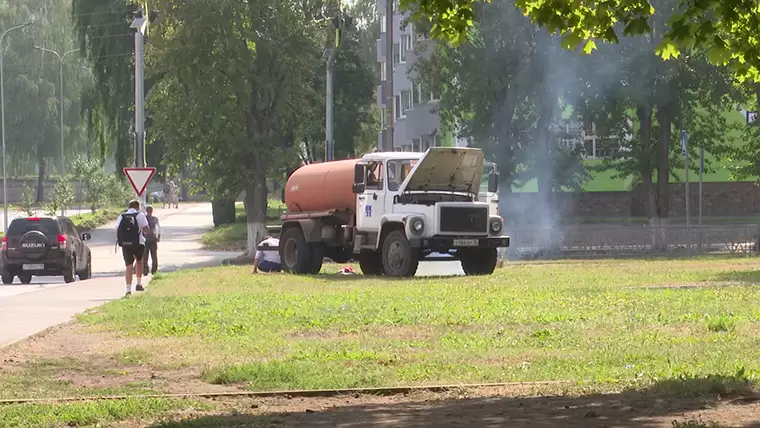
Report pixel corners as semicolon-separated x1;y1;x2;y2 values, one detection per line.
279;147;510;277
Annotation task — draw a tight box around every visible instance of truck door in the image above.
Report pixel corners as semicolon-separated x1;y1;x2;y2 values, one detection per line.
356;161;384;233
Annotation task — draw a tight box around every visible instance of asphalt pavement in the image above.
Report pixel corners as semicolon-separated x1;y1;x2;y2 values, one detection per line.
0;203;232;346
0;203;465;347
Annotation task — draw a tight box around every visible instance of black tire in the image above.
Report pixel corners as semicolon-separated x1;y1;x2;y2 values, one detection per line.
63;256;76;283
381;230;418;278
78;253;92;280
279;227;313;274
358;251;383;276
309;242;325;274
460;248;498;276
2;273;13;284
19;275;32;284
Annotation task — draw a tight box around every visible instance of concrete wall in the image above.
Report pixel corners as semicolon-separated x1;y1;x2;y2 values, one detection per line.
503;182;760;219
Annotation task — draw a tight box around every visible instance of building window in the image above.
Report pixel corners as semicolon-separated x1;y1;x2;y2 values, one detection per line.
400;35;412;62
394;95;401;119
380;16;387;33
413;81;422;105
431;88;440;101
393;43;400;65
380;108;386;128
380;61;386;81
401;90;412;114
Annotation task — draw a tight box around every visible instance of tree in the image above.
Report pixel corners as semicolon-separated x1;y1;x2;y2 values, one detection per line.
576;0;740;240
3;0;87;200
148;0;325;255
400;0;760;83
413;2;589;215
72;0;136;171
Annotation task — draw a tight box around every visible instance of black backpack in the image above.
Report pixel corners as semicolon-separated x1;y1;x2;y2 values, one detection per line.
117;212;141;247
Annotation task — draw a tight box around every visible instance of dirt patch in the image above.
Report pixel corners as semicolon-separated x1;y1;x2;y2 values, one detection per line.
114;386;760;428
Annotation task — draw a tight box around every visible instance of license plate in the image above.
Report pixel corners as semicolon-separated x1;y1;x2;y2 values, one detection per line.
22;264;44;271
453;239;479;247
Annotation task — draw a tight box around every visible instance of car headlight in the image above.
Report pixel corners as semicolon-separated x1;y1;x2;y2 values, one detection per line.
489;218;503;234
411;218;424;234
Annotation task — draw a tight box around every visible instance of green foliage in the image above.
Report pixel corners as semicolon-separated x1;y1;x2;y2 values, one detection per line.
72;0;136;170
43;176;75;216
402;0;760;83
20;187;35;217
72;155;106;212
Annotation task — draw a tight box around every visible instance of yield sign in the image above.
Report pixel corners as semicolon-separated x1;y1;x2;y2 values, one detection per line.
123;167;157;196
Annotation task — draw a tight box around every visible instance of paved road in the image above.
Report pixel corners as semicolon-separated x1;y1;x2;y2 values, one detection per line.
0;203;232;346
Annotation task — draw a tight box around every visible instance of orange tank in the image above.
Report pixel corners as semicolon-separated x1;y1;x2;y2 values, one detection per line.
284;159;360;213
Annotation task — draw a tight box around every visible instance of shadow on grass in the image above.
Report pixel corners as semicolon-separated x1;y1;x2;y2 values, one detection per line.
712;270;760;284
149;375;760;428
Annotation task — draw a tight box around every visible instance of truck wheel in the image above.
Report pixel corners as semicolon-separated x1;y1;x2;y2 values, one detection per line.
358;251;383;276
381;230;418;277
1;273;13;284
309;243;325;274
280;227;313;274
460;248;498;275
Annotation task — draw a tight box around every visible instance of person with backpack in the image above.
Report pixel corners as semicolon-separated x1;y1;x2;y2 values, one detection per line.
142;205;161;275
115;199;152;295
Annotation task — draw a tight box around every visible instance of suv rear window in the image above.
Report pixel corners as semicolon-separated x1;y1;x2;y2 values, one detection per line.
7;218;61;236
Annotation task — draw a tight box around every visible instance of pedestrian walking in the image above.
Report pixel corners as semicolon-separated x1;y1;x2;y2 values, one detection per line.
116;199;152;295
143;205;161;275
252;236;282;273
162;181;171;209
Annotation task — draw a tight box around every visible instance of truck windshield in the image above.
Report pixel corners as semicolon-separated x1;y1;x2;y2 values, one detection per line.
387;159;418;191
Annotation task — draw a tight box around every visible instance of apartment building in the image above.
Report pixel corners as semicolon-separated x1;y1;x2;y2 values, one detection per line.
376;0;460;151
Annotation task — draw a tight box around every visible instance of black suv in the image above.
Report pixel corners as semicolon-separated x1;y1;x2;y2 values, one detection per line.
1;216;93;284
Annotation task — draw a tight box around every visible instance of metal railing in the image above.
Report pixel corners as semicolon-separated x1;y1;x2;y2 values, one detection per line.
503;224;760;259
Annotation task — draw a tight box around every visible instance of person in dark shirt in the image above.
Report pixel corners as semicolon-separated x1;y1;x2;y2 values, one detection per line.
143;205;161;275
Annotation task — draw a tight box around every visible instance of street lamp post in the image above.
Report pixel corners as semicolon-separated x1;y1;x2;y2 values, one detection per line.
35;46;79;216
1;22;31;233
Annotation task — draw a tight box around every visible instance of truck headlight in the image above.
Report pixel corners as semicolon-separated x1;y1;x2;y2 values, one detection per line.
489;218;503;234
411;218;424;234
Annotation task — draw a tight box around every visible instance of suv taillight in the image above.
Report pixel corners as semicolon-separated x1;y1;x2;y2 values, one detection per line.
1;236;6;252
58;234;67;249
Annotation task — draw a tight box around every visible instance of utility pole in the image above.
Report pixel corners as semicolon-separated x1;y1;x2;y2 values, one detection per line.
325;48;336;162
0;22;31;232
325;12;352;162
131;13;147;209
384;0;394;152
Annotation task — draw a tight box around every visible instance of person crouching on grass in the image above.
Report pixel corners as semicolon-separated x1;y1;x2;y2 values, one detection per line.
253;236;282;273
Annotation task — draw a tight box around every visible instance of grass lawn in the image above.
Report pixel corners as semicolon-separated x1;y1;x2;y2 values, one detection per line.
201;201;284;251
2;257;760;426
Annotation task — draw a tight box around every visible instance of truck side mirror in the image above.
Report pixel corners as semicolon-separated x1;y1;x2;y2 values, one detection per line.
352;164;366;194
488;172;499;193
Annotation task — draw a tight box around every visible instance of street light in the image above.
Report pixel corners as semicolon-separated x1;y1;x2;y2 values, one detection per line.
34;45;79;216
1;21;32;233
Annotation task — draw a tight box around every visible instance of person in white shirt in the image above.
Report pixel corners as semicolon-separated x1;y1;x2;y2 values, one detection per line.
253;236;282;273
115;200;152;295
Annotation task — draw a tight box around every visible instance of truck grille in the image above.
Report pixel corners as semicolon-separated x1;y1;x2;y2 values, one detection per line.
439;206;488;234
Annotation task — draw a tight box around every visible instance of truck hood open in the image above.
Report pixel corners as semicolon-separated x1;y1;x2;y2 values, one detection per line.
400;147;484;194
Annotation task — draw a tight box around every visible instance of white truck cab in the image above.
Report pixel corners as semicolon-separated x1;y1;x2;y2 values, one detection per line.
349;147;509;276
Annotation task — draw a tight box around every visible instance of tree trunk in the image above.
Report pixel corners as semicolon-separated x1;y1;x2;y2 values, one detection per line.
244;171;269;256
636;105;659;248
655;104;673;246
36;148;46;203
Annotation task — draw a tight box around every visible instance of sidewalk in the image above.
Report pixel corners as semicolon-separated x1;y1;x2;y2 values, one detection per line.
0;203;229;348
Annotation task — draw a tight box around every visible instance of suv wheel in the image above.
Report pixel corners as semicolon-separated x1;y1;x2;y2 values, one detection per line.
78;253;92;280
63;256;76;283
1;273;13;285
19;274;32;284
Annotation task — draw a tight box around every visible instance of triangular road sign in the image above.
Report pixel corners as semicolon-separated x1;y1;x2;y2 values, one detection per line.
123;167;157;196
